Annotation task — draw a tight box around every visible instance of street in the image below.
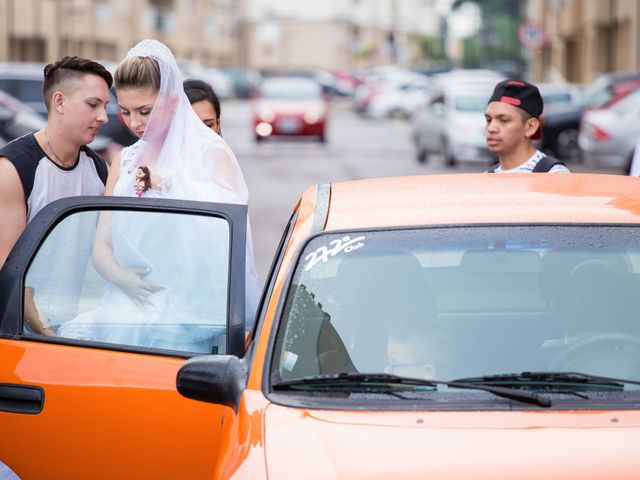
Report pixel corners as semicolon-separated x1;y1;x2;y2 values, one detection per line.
221;98;624;281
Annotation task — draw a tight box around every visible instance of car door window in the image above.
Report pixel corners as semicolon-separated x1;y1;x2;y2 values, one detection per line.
16;79;45;103
23;208;231;355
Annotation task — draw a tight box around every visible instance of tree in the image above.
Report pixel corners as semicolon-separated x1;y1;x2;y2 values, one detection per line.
452;0;526;73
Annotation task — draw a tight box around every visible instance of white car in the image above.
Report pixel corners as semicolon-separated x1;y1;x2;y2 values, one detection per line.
366;75;433;119
177;59;234;99
578;88;640;170
411;83;496;167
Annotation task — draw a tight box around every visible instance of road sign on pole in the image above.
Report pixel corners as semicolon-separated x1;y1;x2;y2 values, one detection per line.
518;22;545;50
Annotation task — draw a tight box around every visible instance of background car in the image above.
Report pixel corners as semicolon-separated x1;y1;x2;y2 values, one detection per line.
365;73;433;119
538;73;640;162
178;59;234;99
411;81;496;166
537;82;584;161
581;69;640;112
578;87;640;170
0;62;137;147
222;68;263;99
252;76;329;142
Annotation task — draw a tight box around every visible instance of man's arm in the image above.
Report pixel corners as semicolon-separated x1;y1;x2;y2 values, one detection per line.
0;157;26;267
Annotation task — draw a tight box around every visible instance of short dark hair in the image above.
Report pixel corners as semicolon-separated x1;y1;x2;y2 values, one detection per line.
43;56;113;110
184;79;221;119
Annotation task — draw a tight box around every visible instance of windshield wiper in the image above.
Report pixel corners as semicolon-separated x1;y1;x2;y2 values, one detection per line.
451;371;640;390
272;372;552;407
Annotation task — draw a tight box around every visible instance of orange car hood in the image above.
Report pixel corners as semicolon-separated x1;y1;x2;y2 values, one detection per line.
263;405;640;479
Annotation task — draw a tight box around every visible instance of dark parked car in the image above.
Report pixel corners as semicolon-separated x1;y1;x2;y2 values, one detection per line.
0;63;136;147
539;72;640;161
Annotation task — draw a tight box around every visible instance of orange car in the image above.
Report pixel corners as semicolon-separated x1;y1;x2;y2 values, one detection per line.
2;174;640;479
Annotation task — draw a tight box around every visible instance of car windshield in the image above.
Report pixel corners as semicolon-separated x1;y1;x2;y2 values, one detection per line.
271;226;640;391
452;93;491;112
581;76;612;109
262;79;322;100
610;89;640;115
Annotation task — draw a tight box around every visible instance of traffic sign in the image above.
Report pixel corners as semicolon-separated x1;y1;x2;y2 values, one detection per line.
518;22;545;50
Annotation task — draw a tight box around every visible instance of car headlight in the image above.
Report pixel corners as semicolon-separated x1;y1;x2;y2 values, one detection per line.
257;107;275;123
304;107;325;124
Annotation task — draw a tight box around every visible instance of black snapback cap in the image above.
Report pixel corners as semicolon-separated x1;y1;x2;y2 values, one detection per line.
488;79;543;117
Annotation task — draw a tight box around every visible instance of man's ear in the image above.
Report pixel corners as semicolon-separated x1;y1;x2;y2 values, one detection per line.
51;91;65;115
524;117;540;139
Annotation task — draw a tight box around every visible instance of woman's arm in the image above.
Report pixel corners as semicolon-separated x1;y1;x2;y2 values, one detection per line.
91;152;120;281
91;153;160;306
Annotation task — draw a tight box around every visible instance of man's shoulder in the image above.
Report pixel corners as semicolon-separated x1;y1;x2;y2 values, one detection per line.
0;156;24;196
0;133;42;164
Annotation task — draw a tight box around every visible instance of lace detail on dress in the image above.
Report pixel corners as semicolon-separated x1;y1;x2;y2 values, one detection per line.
119;142;142;173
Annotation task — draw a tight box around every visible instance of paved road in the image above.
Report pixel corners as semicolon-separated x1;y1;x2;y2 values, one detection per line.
220;98;624;282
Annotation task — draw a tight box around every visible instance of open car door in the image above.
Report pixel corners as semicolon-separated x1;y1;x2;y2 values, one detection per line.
0;196;248;479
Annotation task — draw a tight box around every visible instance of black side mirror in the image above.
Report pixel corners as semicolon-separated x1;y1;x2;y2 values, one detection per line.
176;355;247;411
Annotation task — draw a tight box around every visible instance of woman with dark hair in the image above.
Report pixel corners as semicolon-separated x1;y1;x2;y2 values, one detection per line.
184;78;222;135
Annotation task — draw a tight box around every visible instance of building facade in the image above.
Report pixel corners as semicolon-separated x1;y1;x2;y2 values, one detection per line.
0;0;443;70
0;0;244;67
528;0;640;83
244;0;442;71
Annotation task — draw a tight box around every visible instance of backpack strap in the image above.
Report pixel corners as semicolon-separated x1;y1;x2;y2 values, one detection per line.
532;155;565;173
486;162;499;173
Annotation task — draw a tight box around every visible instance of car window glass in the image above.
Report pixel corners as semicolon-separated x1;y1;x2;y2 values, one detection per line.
453;94;490;112
0;79;14;95
272;226;640;386
262;79;322;100
24;209;230;355
3;111;45;138
17;80;45;103
610;89;640;115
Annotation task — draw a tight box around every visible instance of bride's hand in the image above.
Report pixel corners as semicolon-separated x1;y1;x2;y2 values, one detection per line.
112;266;165;308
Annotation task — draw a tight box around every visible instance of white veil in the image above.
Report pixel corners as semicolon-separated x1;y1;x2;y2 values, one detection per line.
113;39;259;329
115;39;248;204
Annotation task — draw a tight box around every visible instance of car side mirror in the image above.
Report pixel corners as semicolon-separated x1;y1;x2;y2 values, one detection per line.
176;355;247;410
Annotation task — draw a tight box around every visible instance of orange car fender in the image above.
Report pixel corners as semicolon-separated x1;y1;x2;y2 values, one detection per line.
213;390;270;480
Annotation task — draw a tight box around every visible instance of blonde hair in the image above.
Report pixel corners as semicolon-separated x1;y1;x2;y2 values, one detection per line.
114;56;161;92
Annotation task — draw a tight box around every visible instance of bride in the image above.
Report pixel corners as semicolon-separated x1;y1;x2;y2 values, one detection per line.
58;39;260;353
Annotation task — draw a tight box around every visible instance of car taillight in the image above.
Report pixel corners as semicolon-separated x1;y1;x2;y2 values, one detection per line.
590;124;610;141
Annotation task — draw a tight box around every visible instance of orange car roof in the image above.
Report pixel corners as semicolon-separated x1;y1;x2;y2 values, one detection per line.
318;173;640;231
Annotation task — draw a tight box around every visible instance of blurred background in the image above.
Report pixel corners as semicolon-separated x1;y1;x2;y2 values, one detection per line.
1;0;640;279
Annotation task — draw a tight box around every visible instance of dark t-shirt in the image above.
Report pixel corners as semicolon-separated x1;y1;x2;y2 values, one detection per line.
0;132;107;221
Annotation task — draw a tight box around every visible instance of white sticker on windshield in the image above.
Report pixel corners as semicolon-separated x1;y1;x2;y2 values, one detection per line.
282;351;298;372
304;235;366;271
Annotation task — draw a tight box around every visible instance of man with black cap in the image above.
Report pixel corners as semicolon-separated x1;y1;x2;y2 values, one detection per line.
485;79;570;173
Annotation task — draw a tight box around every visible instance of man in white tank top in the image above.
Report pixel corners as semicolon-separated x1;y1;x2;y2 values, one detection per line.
0;56;112;334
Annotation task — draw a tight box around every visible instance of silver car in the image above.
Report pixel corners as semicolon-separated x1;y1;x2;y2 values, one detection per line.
411;82;496;167
578;88;640;169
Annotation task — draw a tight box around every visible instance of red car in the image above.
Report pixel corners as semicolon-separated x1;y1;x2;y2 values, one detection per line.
253;77;329;142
